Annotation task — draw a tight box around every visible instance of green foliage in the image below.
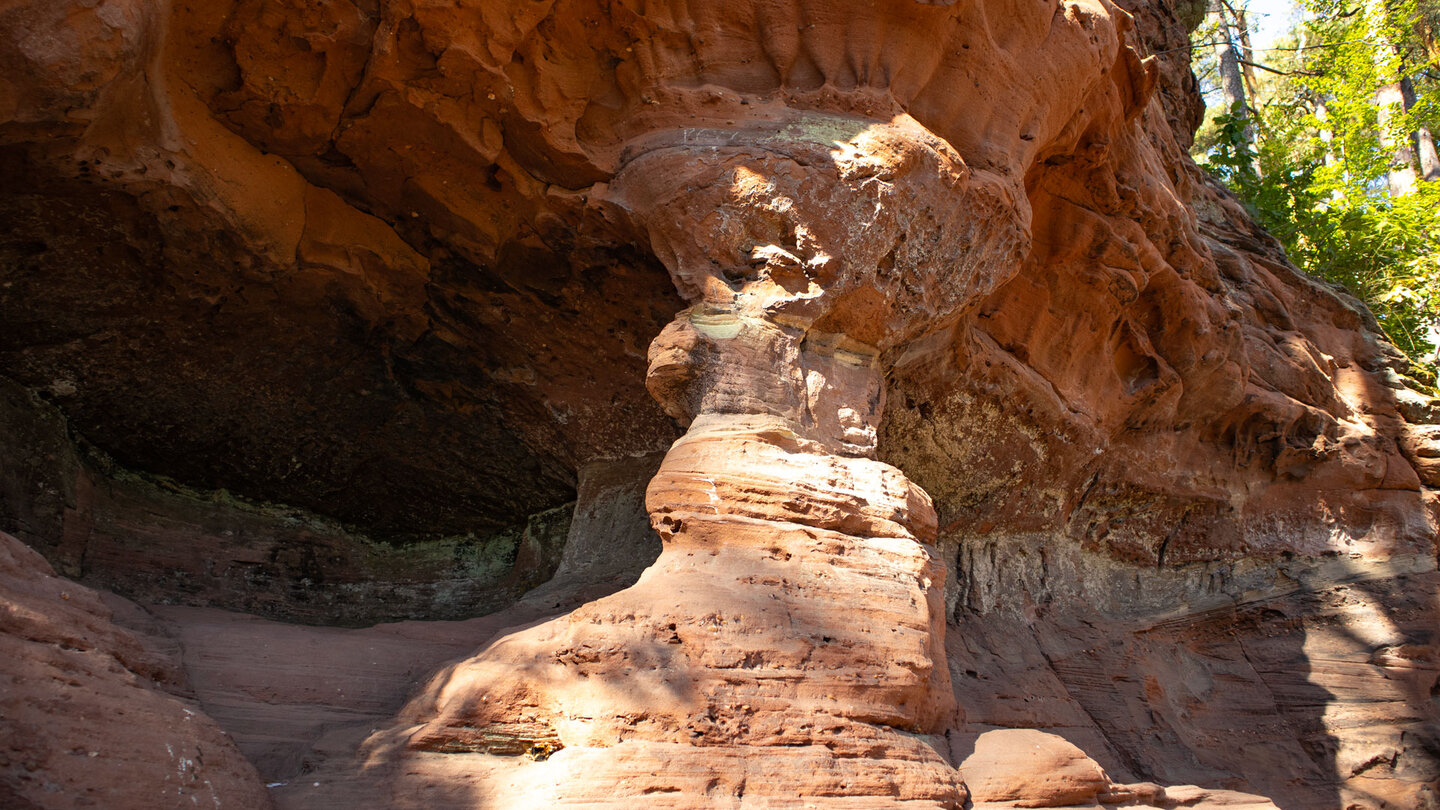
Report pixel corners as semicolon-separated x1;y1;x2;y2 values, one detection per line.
1192;0;1440;378
1291;185;1440;361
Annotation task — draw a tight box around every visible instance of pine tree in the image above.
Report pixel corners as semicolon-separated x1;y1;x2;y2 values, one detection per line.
1191;0;1440;377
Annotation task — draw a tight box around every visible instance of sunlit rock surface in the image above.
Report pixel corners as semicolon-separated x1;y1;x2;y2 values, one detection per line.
0;530;272;810
1;0;1437;807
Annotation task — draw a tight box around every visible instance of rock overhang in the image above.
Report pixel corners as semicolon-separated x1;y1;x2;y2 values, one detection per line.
0;0;1434;613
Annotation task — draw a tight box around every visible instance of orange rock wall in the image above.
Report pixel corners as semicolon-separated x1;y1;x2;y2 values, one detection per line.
1;0;1438;808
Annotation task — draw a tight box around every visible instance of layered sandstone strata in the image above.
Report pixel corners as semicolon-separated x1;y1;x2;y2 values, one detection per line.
300;101;1285;805
0;530;271;810
335;115;984;807
0;0;1438;807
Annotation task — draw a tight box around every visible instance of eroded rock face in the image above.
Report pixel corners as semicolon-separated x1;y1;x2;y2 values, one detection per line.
1;0;1438;808
348;114;981;807
0;530;271;809
0;376;575;626
0;0;1156;542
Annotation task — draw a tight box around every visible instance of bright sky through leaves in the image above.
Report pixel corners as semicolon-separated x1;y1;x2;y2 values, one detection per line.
1247;0;1300;51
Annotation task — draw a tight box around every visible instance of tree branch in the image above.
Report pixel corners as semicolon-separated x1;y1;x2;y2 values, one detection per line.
1163;37;1387;55
1239;58;1323;77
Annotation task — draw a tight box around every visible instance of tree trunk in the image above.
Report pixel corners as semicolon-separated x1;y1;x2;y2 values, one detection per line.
1368;0;1419;195
1211;1;1257;169
1377;80;1419;195
1400;76;1440;182
1314;97;1348;200
1230;2;1261;103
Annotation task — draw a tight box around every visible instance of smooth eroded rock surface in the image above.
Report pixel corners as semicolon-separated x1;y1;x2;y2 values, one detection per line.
1;0;1438;807
0;530;271;810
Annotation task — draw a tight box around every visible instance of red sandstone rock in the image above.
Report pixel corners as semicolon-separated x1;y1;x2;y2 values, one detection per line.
958;729;1111;807
1;0;1432;561
0;530;271;809
356;416;960;807
0;0;1438;808
954;728;1282;809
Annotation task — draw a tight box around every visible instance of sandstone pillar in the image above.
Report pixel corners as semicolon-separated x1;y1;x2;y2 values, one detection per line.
374;112;1030;808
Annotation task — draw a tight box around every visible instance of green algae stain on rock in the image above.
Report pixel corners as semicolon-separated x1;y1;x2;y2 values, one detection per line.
688;308;745;339
765;115;873;149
